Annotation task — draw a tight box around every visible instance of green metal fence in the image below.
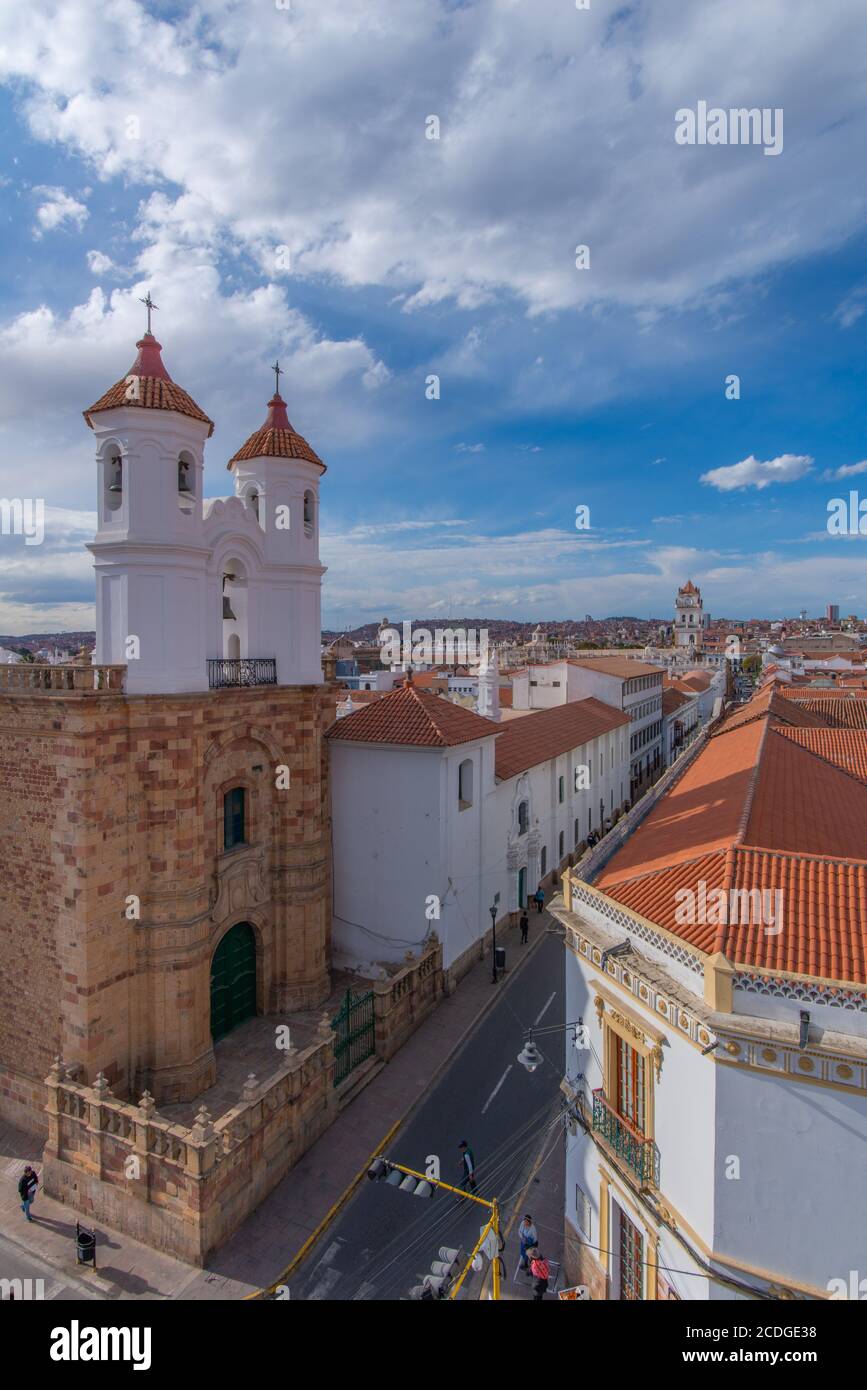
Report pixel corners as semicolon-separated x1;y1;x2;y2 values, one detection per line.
330;988;376;1086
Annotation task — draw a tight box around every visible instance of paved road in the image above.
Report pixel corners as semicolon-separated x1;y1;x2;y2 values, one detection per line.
287;929;566;1300
0;1233;99;1300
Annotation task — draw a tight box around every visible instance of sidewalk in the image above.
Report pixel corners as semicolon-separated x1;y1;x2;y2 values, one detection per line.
0;902;559;1301
495;1108;566;1300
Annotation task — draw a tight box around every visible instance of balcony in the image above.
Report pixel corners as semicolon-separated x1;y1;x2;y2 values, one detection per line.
207;658;277;689
592;1088;660;1187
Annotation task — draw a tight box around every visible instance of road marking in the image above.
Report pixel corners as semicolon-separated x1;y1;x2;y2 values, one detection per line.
534;991;557;1026
481;1065;512;1115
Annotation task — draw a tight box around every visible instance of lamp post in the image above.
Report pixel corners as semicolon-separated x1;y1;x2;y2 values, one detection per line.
517;1017;586;1072
490;902;498;983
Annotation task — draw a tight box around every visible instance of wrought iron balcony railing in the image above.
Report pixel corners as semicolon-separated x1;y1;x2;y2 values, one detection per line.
207;658;277;689
592;1088;660;1188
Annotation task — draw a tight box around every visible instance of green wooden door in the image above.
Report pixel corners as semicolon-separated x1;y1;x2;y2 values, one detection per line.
210;923;257;1042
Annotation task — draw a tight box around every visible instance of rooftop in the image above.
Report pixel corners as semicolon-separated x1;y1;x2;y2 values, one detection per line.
493;698;629;780
594;694;867;984
228;392;325;471
84;333;214;436
325;677;498;748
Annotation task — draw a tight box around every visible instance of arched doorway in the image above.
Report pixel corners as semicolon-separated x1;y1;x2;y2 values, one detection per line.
210;922;257;1042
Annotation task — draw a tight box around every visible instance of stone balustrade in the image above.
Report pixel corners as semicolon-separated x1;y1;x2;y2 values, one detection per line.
43;1037;337;1265
373;940;443;1064
0;663;126;693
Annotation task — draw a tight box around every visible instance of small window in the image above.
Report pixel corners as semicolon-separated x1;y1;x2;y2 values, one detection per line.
223;787;246;850
558;775;564;804
559;830;564;859
518;800;529;835
574;817;580;847
303;489;315;538
458;758;473;810
541;846;547;877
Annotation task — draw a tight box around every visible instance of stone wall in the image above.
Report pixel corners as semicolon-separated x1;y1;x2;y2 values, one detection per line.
43;1038;338;1266
374;943;443;1062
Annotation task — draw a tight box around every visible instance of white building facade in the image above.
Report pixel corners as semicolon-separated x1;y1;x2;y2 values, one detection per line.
327;684;630;979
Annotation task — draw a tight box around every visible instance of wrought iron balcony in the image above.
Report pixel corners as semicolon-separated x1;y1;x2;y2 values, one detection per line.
592;1088;660;1188
207;658;277;689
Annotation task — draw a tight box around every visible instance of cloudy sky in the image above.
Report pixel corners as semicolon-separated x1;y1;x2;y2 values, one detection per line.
1;0;866;632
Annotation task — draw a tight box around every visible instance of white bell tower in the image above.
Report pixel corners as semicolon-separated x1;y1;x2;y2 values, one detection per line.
226;366;326;685
675;579;703;651
84;318;214;694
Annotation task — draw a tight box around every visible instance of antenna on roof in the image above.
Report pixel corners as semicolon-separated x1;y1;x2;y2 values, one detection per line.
139;291;158;334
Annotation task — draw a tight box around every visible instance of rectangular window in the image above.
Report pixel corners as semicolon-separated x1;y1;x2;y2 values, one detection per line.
575;1184;591;1239
558;775;564;803
616;1036;645;1133
224;787;246;850
619;1210;643;1301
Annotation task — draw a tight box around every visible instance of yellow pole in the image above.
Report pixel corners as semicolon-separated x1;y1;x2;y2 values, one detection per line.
491;1200;500;1301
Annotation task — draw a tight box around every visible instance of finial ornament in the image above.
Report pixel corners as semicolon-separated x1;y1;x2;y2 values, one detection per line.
139;291;159;334
272;359;283;395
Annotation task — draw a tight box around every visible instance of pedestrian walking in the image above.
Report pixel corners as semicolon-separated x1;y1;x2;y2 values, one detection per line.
18;1164;38;1222
519;911;529;943
458;1139;477;1192
534;885;545;914
518;1215;538;1271
528;1247;550;1300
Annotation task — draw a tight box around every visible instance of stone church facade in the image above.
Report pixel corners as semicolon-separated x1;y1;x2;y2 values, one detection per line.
0;328;332;1138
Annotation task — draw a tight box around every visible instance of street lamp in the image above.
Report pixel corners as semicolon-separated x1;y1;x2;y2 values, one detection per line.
490;901;498;983
517;1017;585;1072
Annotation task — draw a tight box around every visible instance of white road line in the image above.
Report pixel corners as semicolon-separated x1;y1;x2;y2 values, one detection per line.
534;991;557;1026
481;1065;512;1115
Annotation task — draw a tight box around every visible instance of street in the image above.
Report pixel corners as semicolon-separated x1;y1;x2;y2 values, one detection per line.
0;1232;98;1301
286;928;566;1300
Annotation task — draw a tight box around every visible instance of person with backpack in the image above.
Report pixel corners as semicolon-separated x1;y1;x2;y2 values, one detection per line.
533;885;545;914
458;1139;477;1192
528;1247;550;1299
18;1165;38;1222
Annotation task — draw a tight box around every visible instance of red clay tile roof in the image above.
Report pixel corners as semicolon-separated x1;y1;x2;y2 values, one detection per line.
568;657;664;680
776;689;867;729
228;393;324;471
775;727;867;786
325;679;498;747
662;688;691;715
494;698;629;780
594;713;867;984
715;687;829;735
83;334;214;436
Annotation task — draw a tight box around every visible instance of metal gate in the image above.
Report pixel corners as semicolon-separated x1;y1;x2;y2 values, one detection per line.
330;988;375;1085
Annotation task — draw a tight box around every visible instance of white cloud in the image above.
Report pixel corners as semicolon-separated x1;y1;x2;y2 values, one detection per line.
700;454;814;492
455;442;485;453
832;285;867;329
86;250;116;275
2;1;866;317
822;459;867;481
32;185;88;238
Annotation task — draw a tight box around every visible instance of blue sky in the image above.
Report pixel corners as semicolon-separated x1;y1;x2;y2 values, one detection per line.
1;0;866;632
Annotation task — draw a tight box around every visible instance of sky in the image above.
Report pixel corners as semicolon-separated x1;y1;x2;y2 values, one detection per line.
1;0;867;633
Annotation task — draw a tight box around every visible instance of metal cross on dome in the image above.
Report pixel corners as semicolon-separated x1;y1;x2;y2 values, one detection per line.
139;292;159;334
272;360;283;396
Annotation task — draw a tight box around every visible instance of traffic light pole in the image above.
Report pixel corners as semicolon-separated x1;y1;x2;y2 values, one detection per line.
373;1159;502;1300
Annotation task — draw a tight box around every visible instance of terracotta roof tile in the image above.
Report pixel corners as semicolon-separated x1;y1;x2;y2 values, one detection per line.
493;698;629;780
662;688;691;715
775;727;867;786
325;680;498;747
593;712;867;984
567;657;664;680
83;334;214;436
777;689;867;729
228;393;324;470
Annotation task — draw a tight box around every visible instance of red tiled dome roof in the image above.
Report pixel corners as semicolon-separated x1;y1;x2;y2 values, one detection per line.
227;393;325;471
83;334;214;436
